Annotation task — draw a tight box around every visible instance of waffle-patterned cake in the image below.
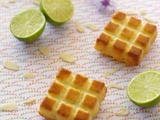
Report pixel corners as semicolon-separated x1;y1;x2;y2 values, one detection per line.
38;68;107;120
94;11;157;66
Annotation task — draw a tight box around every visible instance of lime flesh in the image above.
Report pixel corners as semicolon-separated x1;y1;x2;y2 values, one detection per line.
40;0;74;26
127;71;160;107
10;8;46;42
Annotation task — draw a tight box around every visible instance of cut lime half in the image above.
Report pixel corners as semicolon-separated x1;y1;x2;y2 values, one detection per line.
40;0;74;26
10;8;46;42
127;71;160;107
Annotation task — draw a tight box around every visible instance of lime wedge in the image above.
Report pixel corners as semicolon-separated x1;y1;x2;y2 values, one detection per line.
10;8;46;42
127;71;160;107
40;0;74;26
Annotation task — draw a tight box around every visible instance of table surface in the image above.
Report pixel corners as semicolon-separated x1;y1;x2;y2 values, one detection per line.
0;0;160;120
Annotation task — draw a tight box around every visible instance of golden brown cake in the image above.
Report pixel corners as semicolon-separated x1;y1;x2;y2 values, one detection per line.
94;11;157;66
38;68;107;120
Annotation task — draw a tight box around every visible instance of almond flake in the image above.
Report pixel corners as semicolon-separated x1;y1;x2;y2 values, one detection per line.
33;0;40;5
76;21;84;33
0;103;17;111
3;60;19;70
108;68;118;74
124;9;138;15
24;98;36;104
87;24;100;31
139;9;146;16
143;15;158;23
39;47;50;55
104;72;109;79
60;53;76;63
115;107;130;116
104;69;118;79
23;73;35;79
9;0;16;3
107;84;121;89
1;2;9;8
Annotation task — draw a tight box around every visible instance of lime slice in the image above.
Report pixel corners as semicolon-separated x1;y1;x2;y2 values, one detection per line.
127;71;160;107
10;8;46;42
40;0;74;26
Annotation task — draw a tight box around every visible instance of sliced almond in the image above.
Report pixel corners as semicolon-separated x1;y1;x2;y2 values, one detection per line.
143;15;158;23
24;98;36;104
60;53;76;63
104;72;110;79
108;68;118;74
139;9;146;16
76;21;84;33
0;103;17;111
87;24;100;31
124;9;138;15
23;73;35;79
39;47;50;55
1;2;9;8
107;84;121;90
33;0;40;5
3;60;19;70
9;0;16;3
115;107;130;116
104;69;118;79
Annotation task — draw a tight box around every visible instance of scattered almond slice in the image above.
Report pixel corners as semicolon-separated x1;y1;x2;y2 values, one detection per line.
76;21;85;33
39;47;50;55
3;60;19;70
104;72;109;79
124;9;138;15
107;84;121;90
33;0;40;5
104;69;118;79
23;73;35;79
115;107;130;116
60;53;76;63
143;15;158;23
1;2;9;8
24;98;36;104
87;24;100;31
0;103;17;111
108;68;118;74
139;9;146;16
9;0;16;3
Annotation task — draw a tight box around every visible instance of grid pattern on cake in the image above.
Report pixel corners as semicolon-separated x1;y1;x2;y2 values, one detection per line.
38;68;107;120
94;11;157;66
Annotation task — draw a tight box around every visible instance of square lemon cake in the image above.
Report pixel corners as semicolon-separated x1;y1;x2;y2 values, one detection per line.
38;68;107;120
94;11;157;66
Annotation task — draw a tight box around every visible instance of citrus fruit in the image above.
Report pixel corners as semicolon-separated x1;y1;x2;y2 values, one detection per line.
10;8;46;42
127;71;160;107
40;0;74;26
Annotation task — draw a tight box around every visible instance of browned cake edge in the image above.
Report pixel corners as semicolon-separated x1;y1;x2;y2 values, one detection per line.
38;110;54;120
